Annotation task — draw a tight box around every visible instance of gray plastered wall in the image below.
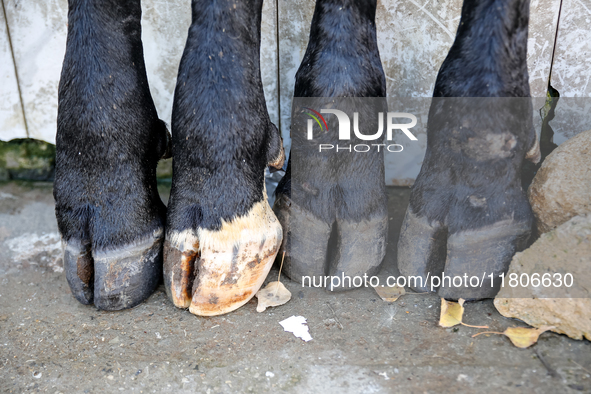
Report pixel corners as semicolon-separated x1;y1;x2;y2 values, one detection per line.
0;2;27;140
2;0;68;143
547;0;591;143
550;0;591;97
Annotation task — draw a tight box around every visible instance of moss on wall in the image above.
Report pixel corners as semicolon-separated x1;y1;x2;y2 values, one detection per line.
0;138;174;182
0;139;56;181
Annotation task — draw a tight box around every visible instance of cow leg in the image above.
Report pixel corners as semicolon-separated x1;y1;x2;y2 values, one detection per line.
55;0;169;310
397;0;540;300
274;0;388;290
163;0;285;316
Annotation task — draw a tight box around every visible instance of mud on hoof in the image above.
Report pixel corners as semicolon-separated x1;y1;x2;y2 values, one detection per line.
164;198;282;316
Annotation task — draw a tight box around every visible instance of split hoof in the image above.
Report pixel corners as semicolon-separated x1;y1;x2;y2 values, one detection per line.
273;193;330;284
273;193;387;291
63;230;164;310
398;208;531;300
164;200;282;316
328;215;388;291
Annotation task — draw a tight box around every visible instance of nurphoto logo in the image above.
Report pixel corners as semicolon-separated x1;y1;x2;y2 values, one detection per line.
304;107;419;152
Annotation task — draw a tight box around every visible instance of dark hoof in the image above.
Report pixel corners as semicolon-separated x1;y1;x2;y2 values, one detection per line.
56;0;171;312
269;0;388;289
63;239;94;305
398;208;531;300
64;231;164;310
327;215;388;291
273;193;331;284
437;220;531;300
273;193;387;291
397;209;446;293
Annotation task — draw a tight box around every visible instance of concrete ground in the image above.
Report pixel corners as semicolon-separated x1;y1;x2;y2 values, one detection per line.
0;181;590;393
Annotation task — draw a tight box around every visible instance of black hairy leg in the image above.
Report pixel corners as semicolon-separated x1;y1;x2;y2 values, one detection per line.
163;0;285;316
55;0;170;310
274;0;388;290
397;0;541;300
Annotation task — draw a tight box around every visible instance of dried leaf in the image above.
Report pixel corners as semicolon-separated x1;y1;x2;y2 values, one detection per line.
439;298;465;327
373;285;405;302
503;326;554;348
255;281;291;312
472;325;555;348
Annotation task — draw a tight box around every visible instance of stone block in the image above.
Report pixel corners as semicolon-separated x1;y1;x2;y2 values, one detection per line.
495;214;591;341
529;129;591;234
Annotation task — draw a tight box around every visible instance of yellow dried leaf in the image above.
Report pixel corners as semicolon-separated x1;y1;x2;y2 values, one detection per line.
255;281;291;313
439;298;465;327
373;285;405;302
503;326;554;348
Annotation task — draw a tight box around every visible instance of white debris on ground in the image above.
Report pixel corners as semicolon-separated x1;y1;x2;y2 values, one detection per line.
0;192;17;200
6;232;63;272
279;315;312;342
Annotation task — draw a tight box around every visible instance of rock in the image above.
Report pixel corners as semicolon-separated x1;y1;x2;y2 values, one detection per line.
529;130;591;234
0;139;55;181
494;214;591;340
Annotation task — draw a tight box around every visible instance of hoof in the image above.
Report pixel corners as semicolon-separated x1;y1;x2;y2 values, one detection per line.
55;0;170;312
63;239;94;305
273;193;330;284
273;192;387;290
397;209;447;293
63;229;164;311
437;220;531;300
164;199;282;316
398;208;531;300
327;215;388;291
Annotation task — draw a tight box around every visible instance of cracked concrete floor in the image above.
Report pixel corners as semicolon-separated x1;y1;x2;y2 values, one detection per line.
0;181;590;393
